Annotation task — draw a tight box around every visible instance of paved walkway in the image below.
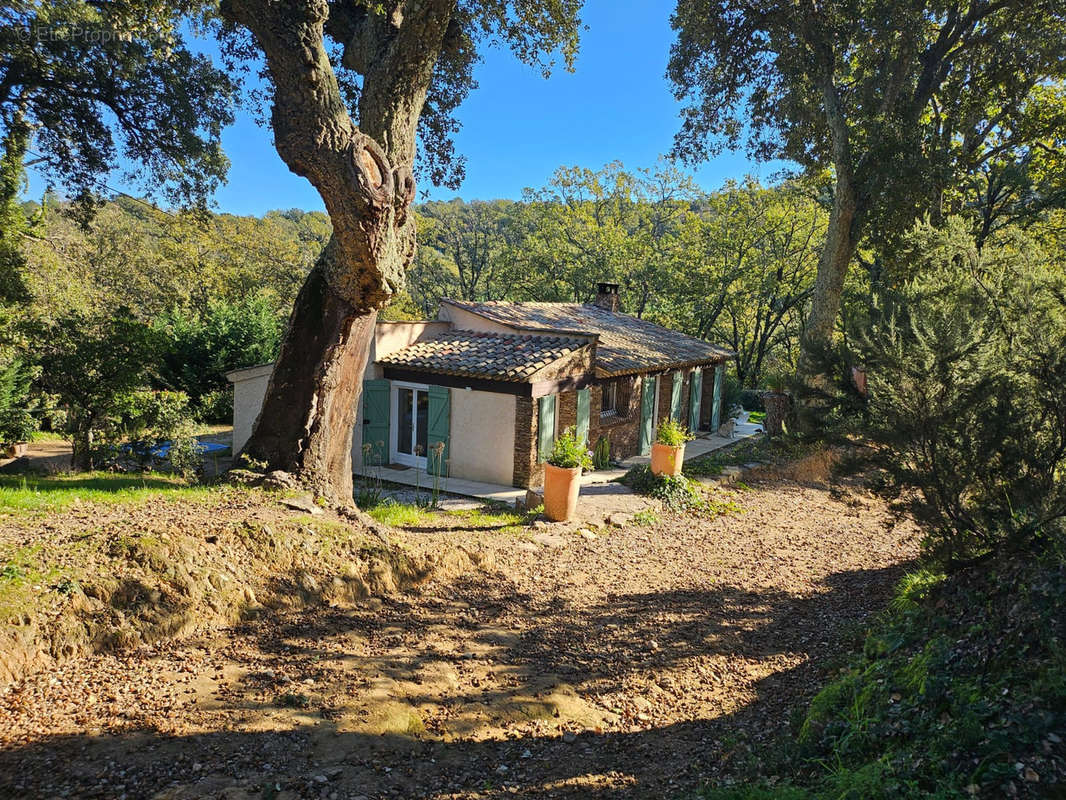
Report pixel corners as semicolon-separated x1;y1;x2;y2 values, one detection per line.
354;414;763;507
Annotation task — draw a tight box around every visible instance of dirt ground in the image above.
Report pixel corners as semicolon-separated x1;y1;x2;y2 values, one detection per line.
0;475;919;800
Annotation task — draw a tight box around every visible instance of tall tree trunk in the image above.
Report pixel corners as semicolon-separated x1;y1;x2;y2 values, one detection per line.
798;72;861;394
804;171;857;351
222;0;452;502
243;246;377;501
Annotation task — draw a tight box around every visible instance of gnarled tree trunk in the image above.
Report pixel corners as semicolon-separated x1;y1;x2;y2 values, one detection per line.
222;0;452;502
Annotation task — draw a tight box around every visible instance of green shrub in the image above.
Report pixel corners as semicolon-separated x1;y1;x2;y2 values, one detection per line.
198;387;234;424
720;370;744;413
621;464;702;511
112;389;192;444
656;418;695;447
154;294;282;413
855;220;1066;564
166;424;205;479
34;308;158;470
738;389;764;412
0;359;36;444
593;434;611;469
547;427;592;470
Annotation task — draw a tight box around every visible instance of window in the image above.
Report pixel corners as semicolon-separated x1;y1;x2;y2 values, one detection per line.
600;379;630;418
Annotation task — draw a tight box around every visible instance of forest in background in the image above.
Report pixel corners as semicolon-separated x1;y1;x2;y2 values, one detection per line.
14;161;830;417
13;156;1066;419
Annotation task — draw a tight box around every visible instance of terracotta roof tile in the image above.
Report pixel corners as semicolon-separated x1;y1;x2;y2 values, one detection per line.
441;300;731;376
378;329;590;381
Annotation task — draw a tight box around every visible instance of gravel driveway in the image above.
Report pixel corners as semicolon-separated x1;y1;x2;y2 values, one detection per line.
0;476;918;799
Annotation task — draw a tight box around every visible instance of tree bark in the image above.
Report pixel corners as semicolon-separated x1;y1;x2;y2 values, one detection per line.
797;69;861;391
222;0;454;502
242;246;377;502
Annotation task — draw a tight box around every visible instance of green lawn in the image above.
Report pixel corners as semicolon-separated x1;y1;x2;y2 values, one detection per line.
365;499;535;532
0;473;229;515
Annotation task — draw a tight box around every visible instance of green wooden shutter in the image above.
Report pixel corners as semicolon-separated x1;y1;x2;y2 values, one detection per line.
537;395;557;462
670;370;683;422
361;379;391;465
426;385;450;476
711;364;724;431
688;367;703;432
575;388;590;446
639;376;656;455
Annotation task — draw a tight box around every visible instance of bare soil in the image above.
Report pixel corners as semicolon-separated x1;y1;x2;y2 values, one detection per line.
0;472;918;800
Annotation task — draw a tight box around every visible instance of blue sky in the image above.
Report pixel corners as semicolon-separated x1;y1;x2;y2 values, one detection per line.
27;0;781;216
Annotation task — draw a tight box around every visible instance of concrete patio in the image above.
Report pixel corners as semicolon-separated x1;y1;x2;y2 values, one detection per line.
352;413;764;507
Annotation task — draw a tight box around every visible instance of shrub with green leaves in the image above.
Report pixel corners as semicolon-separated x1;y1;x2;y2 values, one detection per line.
0;358;36;444
35;308;158;470
166;424;205;479
153;294;282;421
656;418;695;447
856;220;1066;564
593;434;611;470
546;427;592;470
621;464;702;511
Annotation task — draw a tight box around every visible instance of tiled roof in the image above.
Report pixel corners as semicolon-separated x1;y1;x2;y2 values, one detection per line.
378;329;591;381
441;300;731;376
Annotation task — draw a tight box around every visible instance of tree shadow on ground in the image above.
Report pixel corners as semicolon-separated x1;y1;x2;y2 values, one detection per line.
0;562;911;800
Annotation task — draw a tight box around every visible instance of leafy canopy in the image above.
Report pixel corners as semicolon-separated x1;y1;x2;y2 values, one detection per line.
668;0;1066;247
1;0;235;211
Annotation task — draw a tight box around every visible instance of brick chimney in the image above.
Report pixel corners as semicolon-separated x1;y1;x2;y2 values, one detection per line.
593;282;621;312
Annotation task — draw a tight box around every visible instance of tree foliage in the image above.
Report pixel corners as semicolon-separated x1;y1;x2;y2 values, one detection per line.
0;0;234;211
153;294;283;415
34;308;158;470
858;220;1066;563
669;0;1066;379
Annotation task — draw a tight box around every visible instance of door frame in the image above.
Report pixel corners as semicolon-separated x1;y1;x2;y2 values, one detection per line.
390;380;430;468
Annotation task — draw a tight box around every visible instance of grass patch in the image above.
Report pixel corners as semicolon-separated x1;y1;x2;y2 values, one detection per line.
746;411;767;424
631;509;661;526
697;555;1066;799
0;473;227;515
366;500;537;533
365;501;432;527
27;430;67;443
684;435;814;478
0;544;70;620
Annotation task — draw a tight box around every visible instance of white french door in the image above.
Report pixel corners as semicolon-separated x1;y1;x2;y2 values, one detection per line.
390;381;430;467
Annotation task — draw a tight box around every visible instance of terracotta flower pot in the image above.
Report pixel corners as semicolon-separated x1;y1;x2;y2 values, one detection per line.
543;463;581;522
651;442;684;476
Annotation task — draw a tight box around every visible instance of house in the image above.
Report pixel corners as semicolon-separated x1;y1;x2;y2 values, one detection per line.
227;283;732;489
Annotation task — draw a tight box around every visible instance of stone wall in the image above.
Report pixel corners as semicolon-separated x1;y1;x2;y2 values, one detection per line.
512;366;714;488
512;396;539;488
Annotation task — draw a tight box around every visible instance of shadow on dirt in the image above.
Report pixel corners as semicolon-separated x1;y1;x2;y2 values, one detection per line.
0;562;910;800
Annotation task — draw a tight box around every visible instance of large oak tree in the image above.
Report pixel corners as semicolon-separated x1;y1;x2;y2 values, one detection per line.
219;0;582;501
668;0;1066;385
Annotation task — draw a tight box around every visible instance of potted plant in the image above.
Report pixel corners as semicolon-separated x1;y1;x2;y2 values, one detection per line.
543;427;592;522
651;418;694;477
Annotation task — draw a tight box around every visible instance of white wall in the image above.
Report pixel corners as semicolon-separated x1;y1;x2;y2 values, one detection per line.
449;389;516;485
227;364;273;455
229;319;517;485
437;303;517;334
